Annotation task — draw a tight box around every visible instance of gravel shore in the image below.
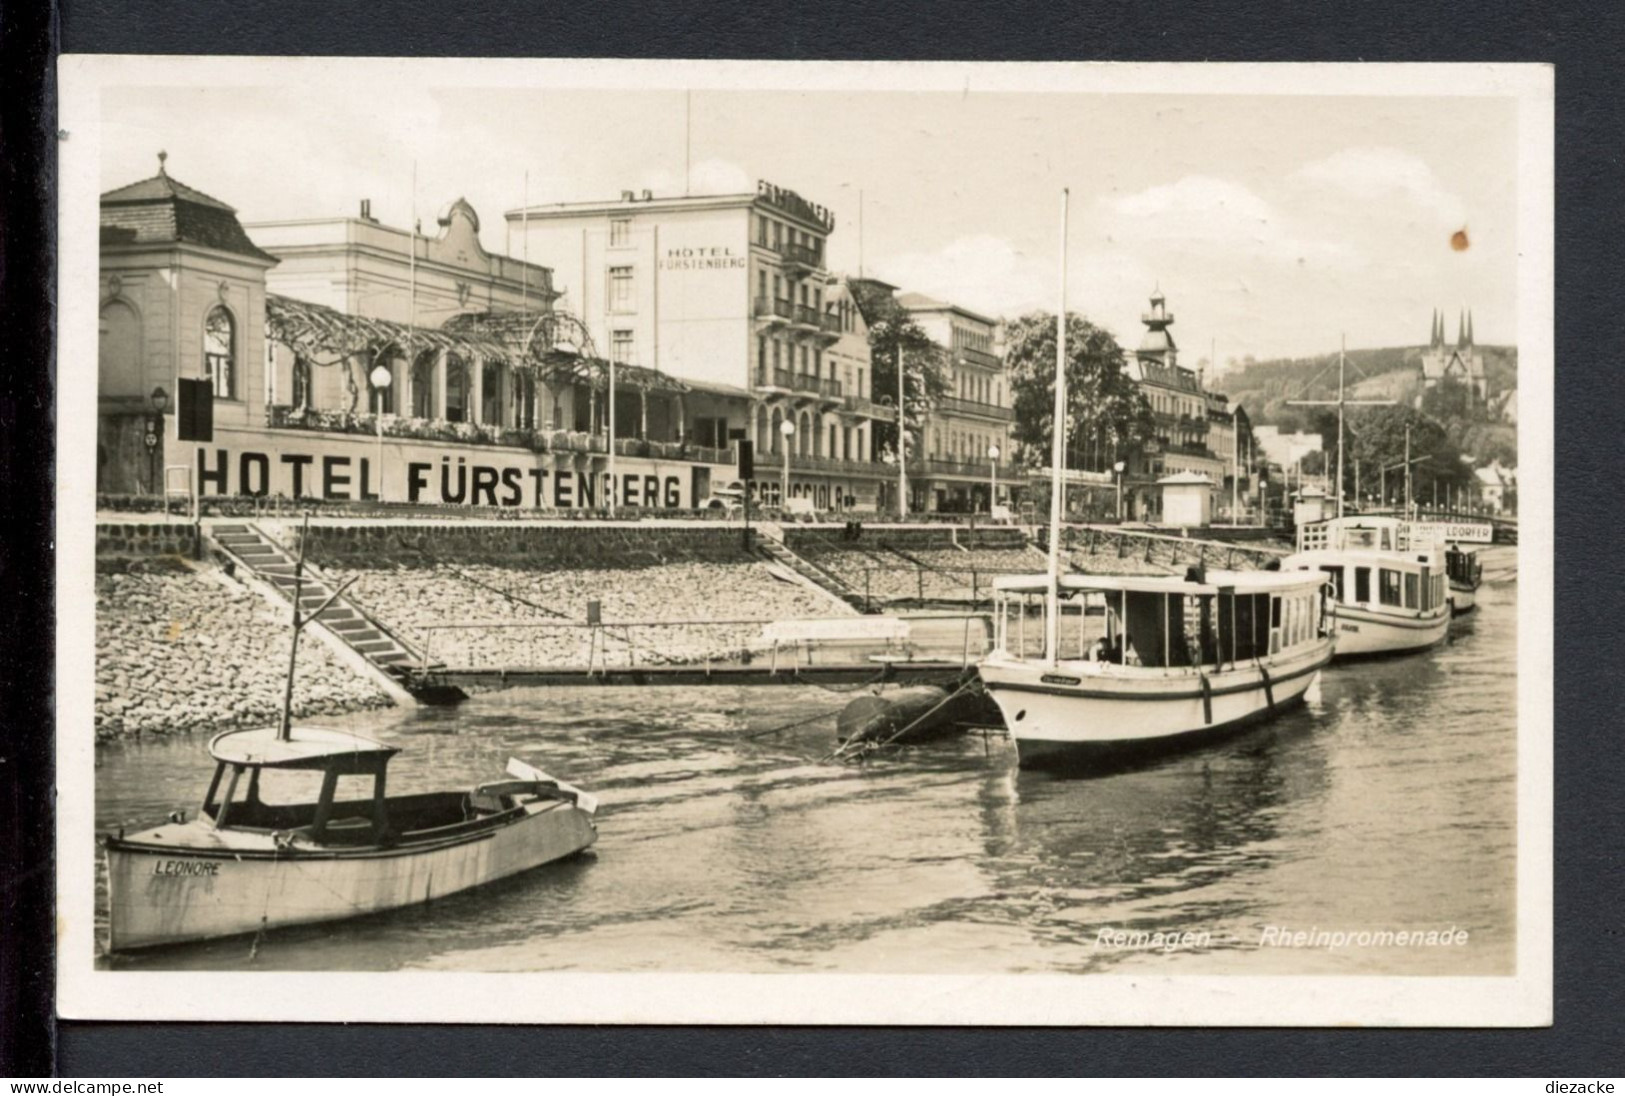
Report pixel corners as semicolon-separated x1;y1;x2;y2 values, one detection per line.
95;562;392;743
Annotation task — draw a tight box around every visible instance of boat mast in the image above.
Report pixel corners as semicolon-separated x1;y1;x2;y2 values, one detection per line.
278;512;357;742
1289;337;1391;518
1044;188;1070;665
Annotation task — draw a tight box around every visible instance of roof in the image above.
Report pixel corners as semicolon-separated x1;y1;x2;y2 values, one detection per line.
100;167;279;265
895;291;996;326
1158;471;1214;485
208;726;399;769
992;570;1330;597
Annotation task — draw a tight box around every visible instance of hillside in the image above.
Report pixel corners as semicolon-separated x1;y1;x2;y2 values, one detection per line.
1218;345;1518;431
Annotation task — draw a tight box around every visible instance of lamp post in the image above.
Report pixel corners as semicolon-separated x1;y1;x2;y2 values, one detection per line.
779;418;795;510
1113;460;1126;522
369;363;392;500
146;386;169;497
987;443;1001;519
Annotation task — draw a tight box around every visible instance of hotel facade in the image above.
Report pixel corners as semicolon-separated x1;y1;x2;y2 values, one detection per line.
97;164;894;513
507;181;897;510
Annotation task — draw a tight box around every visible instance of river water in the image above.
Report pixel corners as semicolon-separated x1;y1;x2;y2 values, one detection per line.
95;549;1518;975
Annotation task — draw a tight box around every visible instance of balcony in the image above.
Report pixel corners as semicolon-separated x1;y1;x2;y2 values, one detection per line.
778;241;825;275
935;396;1015;422
755;366;798;392
956;345;1001;369
914;456;1019;481
817;376;843;405
844;396;895;423
787;452;891;478
753;296;792;327
791;303;822;334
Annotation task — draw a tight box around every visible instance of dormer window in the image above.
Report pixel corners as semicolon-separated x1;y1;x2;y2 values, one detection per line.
204;305;236;399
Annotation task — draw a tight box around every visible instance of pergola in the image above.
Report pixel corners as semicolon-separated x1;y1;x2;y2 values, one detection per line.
264;295;689;429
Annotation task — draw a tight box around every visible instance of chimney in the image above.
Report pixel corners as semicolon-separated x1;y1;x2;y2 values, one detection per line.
620;190;636;202
641;189;653;201
359;199;373;221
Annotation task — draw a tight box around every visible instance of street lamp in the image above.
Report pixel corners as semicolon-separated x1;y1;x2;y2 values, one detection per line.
779;418;796;510
1113;460;1126;522
147;386;169;497
987;443;1001;519
370;363;393;500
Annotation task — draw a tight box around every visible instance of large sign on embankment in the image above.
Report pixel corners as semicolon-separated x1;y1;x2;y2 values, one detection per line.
190;426;719;510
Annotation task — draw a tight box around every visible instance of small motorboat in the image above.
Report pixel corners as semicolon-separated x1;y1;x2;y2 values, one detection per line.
1445;543;1482;615
103;514;599;952
104;734;598;952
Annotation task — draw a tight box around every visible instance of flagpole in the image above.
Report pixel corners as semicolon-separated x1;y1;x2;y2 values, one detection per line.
1044;188;1070;665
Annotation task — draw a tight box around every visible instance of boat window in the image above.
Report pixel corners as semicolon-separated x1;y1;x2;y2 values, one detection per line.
1271;597;1282;629
1345;528;1376;550
1380;528;1393;551
1418;567;1431;611
1379;568;1402;607
1404;572;1419;609
1354;567;1371;603
1319;566;1344;601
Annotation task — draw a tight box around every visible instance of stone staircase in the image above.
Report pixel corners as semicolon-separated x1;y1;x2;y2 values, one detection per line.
208;523;429;686
752;531;876;614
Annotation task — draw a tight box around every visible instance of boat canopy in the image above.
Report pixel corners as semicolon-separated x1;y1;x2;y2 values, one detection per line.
990;570;1328;597
208;726;400;771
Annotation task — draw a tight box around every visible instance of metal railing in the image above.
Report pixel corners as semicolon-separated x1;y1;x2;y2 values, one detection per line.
416;613;992;674
936;396;1015;421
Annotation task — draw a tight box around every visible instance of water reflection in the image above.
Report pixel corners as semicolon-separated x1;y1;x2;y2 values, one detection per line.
95;557;1517;976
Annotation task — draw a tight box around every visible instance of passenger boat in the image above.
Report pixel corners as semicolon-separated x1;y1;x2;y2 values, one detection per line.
972;189;1333;772
979;570;1335;770
103;514;599;952
1444;543;1482;614
1282;515;1451;657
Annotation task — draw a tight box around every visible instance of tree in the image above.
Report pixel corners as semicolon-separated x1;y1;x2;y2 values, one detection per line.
1345;405;1473;508
1420;377;1475;424
864;317;951;460
1003;312;1154;472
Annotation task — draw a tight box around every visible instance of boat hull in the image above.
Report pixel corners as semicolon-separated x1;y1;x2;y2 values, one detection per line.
1448;582;1478;615
979;641;1331;772
106;801;596;952
1328;602;1451;657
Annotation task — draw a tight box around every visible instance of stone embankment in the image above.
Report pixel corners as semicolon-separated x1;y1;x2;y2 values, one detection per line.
95;559;392;743
330;561;845;670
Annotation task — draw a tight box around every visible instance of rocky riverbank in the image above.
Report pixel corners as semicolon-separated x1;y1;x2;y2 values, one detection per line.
95;559;392;743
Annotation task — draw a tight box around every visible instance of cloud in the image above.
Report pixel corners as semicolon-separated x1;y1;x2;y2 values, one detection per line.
636;157;753;199
871;234;1053;319
1291;146;1466;227
1097;175;1355;267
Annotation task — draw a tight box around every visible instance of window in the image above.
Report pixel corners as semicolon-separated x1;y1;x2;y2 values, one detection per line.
772;221;781;249
445;356;469;422
609;218;631;247
204;305;236;398
292;356;313;409
611;329;634;364
411;352;436;419
609;266;633;310
758;270;768;301
481;362;502;424
1379;568;1402;607
757;215;768;246
1354;567;1372;603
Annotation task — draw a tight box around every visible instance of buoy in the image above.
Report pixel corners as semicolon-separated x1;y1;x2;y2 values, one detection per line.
836;684;999;746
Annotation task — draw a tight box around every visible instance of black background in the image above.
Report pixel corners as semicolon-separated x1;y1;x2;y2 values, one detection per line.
3;0;1621;1077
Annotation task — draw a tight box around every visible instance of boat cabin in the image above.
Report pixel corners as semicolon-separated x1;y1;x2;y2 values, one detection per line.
1289;518;1447;615
990;571;1331;671
200;726;533;847
1445;544;1482;589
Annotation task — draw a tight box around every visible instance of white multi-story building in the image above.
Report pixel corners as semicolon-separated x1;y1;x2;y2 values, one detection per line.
507;181;894;510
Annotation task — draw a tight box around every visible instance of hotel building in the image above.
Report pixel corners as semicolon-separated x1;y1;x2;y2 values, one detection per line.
1124;290;1252;520
506;181;895;510
96;159;806;511
895;292;1018;513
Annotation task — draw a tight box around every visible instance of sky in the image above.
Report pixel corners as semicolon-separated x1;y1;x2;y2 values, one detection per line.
98;78;1521;367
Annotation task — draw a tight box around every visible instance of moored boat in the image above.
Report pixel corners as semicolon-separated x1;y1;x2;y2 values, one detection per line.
1283;515;1451;657
978;570;1335;770
105;733;598;952
1444;543;1482;614
103;513;600;953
